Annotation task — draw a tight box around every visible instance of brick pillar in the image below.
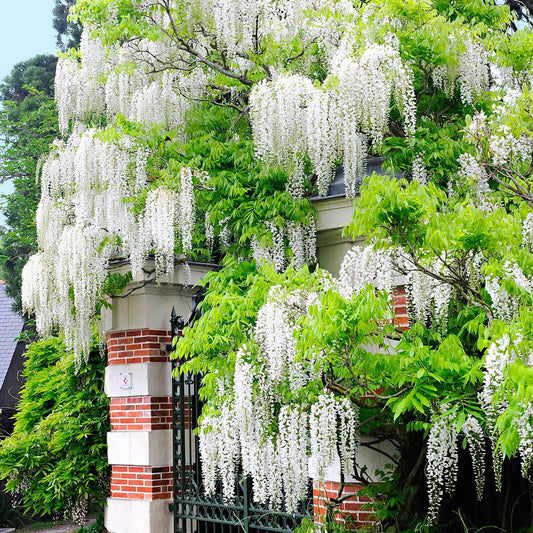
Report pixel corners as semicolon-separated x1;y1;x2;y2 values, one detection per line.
393;285;409;331
310;285;408;530
104;329;174;533
102;261;213;533
313;481;375;528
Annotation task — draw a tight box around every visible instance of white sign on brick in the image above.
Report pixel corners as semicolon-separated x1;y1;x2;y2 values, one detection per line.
119;373;132;389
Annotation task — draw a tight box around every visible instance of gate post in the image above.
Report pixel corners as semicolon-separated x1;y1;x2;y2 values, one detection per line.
101;260;212;533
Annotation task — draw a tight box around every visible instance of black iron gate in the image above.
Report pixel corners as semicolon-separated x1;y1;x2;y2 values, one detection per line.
170;305;313;532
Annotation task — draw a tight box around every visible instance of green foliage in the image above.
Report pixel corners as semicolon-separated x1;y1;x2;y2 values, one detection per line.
178;261;309;387
76;514;105;533
26;0;533;530
0;56;59;311
120;103;316;261
295;516;356;533
349;174;521;259
0;338;110;520
184;111;314;259
0;499;28;528
53;0;82;51
0;55;58;102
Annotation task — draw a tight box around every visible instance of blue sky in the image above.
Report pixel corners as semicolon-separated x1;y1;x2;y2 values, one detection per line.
0;0;57;224
0;1;57;82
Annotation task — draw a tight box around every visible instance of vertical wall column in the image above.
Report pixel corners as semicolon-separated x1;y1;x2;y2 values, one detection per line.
105;329;174;533
311;286;408;529
101;261;213;533
393;285;410;331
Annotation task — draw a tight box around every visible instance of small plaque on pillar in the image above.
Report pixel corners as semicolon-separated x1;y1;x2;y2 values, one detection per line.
120;373;132;389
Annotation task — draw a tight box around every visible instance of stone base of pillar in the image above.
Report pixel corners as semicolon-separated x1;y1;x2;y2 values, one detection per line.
105;497;172;533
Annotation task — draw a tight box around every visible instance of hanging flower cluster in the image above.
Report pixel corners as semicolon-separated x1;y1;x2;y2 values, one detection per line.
252;220;317;272
64;496;89;525
407;268;453;326
331;40;416;147
198;283;359;513
338;244;394;300
305;87;342;196
141;187;181;280
277;405;311;512
479;334;514;491
331;37;416;194
522;213;533;251
432;35;489;104
197;0;319;58
198;404;240;500
55;28;108;131
24;2;216;363
250;75;317;197
478;334;533;487
108;66;207;133
310;393;359;480
458;153;489;198
426;409;458;525
22;127;198;363
485;260;533;322
411;155;428;185
250;38;415;198
516;402;533;477
21;253;56;340
458;38;490;105
461;416;486;501
489;124;532;167
463;91;533;194
56;24;207;134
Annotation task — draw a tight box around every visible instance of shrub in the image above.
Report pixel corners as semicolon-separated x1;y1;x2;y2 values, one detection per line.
0;337;109;522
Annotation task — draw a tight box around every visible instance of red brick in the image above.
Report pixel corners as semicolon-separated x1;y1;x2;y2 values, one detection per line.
134;417;152;423
342;501;365;512
119;473;138;480
136;486;154;493
393;293;407;304
151;423;171;430
108;331;126;339
133;349;155;356
152;492;172;500
136;336;159;343
126;397;144;404
146;479;167;487
313;481;376;530
112;398;128;405
141;329;168;336
125;343;143;350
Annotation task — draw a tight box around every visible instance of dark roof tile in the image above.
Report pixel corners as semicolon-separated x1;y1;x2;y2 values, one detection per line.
0;284;24;389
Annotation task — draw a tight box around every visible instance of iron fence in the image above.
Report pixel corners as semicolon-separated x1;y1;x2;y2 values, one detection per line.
171;358;312;533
